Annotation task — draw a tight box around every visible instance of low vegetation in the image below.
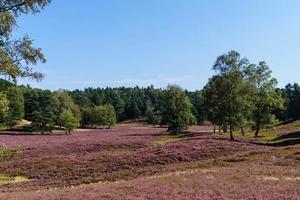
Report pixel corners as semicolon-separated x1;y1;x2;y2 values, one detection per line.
0;125;299;199
0;146;20;161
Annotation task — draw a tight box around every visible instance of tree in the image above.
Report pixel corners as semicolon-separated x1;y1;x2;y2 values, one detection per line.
245;62;284;137
52;91;81;127
23;88;55;133
158;85;194;134
61;111;79;134
101;89;124;120
6;86;24;127
204;51;284;140
0;0;51;82
283;83;300;120
203;75;229;134
186;90;205;124
0;92;9;124
94;105;107;128
105;104;116;128
204;50;251;140
80;107;94;128
70;89;92;109
94;104;116;128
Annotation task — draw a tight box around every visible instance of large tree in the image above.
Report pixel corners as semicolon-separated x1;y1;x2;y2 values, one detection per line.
244;61;284;137
159;85;194;134
0;0;51;82
204;50;251;140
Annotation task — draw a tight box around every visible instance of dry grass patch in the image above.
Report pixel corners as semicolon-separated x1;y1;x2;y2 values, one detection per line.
0;174;28;185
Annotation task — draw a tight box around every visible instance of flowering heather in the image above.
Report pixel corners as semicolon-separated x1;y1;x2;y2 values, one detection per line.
0;125;299;199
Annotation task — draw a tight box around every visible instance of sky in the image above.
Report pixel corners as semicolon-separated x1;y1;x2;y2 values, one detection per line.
14;0;300;91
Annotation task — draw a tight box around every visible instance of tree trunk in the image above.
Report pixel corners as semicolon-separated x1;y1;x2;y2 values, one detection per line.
223;125;227;133
213;126;216;134
241;127;245;136
218;126;221;133
255;124;260;138
229;124;234;141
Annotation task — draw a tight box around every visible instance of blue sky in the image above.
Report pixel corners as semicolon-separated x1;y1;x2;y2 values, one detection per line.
15;0;300;91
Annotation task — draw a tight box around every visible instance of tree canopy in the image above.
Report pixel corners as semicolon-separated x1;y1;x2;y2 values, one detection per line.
204;51;284;140
0;0;51;82
158;85;194;134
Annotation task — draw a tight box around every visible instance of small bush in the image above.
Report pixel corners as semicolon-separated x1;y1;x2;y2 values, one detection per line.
0;146;20;161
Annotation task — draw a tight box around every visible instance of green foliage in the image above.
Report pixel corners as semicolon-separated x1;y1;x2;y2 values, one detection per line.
204;51;284;140
69;86;165;123
52;91;81;127
145;104;156;125
0;146;20;161
186;90;205;124
0;0;51;82
105;104;117;127
60;111;79;134
282;83;300;120
6;86;24;127
80;107;94;128
158;85;194;134
204;51;250;140
0;92;9;124
23;88;55;133
94;104;116;128
245;61;284;137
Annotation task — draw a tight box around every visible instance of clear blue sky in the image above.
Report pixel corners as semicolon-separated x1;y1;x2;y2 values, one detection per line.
15;0;300;91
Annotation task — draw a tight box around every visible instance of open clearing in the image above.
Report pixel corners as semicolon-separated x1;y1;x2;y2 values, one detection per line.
0;125;299;200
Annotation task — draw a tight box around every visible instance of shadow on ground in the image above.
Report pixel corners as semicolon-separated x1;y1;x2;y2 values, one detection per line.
250;131;300;147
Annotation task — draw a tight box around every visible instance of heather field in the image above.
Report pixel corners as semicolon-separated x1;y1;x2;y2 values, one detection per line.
0;124;299;200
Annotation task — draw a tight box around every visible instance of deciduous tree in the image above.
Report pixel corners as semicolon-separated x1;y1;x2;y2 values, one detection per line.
159;85;194;134
0;0;51;82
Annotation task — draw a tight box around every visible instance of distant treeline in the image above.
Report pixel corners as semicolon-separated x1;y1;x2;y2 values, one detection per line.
0;77;299;134
0;80;203;133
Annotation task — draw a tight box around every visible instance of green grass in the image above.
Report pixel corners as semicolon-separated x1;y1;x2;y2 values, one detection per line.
151;134;185;146
0;146;21;161
219;128;279;142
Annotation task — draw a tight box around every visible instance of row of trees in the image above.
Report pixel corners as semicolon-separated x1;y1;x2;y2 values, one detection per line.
69;86;205;126
203;51;284;140
0;81;117;133
0;81;199;134
23;88;117;133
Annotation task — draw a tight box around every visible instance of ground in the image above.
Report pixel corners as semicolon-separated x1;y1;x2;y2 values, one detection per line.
0;124;299;199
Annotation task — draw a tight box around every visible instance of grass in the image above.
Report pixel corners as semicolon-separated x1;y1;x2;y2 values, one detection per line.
151;134;185;146
0;146;21;161
218;128;279;142
0;174;28;186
